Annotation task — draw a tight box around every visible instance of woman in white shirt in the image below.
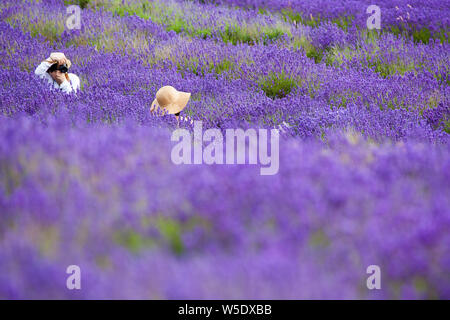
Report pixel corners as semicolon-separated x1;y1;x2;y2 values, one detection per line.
34;52;80;94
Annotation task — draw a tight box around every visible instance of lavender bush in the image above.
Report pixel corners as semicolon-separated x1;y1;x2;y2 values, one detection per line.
210;0;449;42
0;0;449;299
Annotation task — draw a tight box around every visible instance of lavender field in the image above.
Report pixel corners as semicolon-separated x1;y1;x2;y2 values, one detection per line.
0;0;449;299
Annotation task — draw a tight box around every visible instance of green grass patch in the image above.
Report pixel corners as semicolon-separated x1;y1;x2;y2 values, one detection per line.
258;71;299;99
366;57;417;78
444;121;450;134
291;36;324;63
176;56;237;78
115;215;210;255
155;217;184;255
98;0;288;45
220;24;255;45
114;229;155;253
5;14;65;45
64;0;90;9
281;8;354;32
281;9;322;28
389;25;449;44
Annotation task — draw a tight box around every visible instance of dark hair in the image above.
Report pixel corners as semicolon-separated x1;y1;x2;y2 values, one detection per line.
174;112;181;116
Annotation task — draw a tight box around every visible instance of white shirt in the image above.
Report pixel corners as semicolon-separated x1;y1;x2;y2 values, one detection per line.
34;61;80;94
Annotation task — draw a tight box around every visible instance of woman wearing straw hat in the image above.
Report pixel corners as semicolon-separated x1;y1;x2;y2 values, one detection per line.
150;86;191;124
34;52;80;94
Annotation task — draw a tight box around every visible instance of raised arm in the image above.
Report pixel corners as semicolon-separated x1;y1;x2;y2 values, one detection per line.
34;60;52;79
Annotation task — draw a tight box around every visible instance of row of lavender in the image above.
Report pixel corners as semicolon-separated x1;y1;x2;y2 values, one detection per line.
2;1;449;137
209;0;449;41
2;115;449;299
0;0;449;299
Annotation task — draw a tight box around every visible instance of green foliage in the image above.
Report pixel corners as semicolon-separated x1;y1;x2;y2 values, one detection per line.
114;229;154;253
291;36;324;63
281;8;352;32
281;9;322;28
220;25;255;45
6;15;64;45
64;0;90;9
329;93;352;109
332;16;353;32
258;8;268;15
105;1;286;45
389;25;448;44
281;6;447;44
1;164;22;196
258;71;298;99
195;28;213;39
29;21;63;44
261;28;285;44
444;120;450;134
114;218;183;255
156;218;184;255
177;57;236;78
306;46;323;63
114;215;211;255
412;27;432;44
212;58;235;75
166;17;189;34
309;230;330;248
366;57;416;78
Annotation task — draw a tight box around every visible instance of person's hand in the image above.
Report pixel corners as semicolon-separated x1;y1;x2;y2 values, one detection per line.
57;57;68;66
49;70;67;85
49;52;67;66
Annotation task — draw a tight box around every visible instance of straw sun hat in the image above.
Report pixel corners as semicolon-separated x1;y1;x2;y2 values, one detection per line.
151;86;191;115
46;52;72;69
